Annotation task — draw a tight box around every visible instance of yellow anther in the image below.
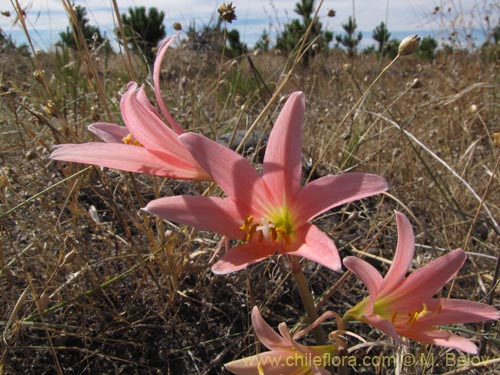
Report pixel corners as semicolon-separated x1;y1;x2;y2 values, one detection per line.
122;133;143;147
407;303;429;327
391;311;398;323
408;311;419;327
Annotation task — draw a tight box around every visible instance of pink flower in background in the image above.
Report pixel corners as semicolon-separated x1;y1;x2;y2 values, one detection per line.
145;92;388;274
225;306;337;375
50;36;209;180
343;211;499;354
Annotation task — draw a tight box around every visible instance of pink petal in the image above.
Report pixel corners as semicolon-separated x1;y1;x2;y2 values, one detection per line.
88;122;129;143
135;82;162;117
379;212;415;296
286;224;341;272
251;307;292;351
277;323;327;360
363;313;400;342
387;249;467;312
179;132;275;216
50;143;205;180
400;328;479;354
343;256;383;303
293;173;388;223
154;36;185;134
120;84;189;157
211;242;275;274
420;299;500;326
144;196;245;238
263;92;305;204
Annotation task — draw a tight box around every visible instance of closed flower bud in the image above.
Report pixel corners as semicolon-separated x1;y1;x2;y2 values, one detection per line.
172;22;182;31
399;35;421;56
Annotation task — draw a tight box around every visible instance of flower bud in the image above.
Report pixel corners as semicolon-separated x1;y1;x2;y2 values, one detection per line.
172;22;182;31
399;35;421;56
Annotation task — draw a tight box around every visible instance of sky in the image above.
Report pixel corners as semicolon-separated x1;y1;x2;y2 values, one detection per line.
0;0;493;50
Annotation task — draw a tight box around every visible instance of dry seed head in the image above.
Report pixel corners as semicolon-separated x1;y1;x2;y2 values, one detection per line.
327;9;336;17
493;133;500;149
43;100;57;116
399;35;421;56
409;78;422;89
173;22;182;31
218;2;237;23
33;69;45;83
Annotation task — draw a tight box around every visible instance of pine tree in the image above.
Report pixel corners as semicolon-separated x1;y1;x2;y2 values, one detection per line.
119;6;166;64
59;5;104;50
276;0;332;64
372;22;390;54
254;29;270;52
417;36;438;60
226;29;248;57
335;16;362;57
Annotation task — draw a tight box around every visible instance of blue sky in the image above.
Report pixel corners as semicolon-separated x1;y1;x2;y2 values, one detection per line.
0;0;493;50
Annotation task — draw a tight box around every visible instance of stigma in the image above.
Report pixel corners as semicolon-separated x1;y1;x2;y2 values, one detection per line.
239;216;292;246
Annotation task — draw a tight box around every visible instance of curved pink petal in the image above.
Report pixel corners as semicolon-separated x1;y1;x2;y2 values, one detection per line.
277;324;331;363
400;328;479;354
343;256;383;303
419;299;500;326
211;242;276;274
154;36;184;134
293;173;388;223
179;132;275;216
50;143;205;179
277;323;313;355
251;307;292;351
144;195;245;238
120;84;189;157
363;313;400;342
88;122;129;143
379;211;415;296
286;224;341;272
387;249;466;312
263;92;305;204
135;82;162;117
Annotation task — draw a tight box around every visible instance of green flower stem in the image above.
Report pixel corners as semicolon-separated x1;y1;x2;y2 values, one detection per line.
289;256;326;345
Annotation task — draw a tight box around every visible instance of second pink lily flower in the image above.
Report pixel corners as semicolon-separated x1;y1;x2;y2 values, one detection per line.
343;211;499;354
145;92;388;274
225;306;337;374
50;36;209;181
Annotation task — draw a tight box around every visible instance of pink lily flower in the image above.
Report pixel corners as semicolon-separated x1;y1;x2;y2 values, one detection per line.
225;306;337;375
50;36;209;180
343;211;499;354
144;92;388;274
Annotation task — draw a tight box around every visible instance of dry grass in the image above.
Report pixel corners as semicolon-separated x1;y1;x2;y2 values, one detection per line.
1;4;500;375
